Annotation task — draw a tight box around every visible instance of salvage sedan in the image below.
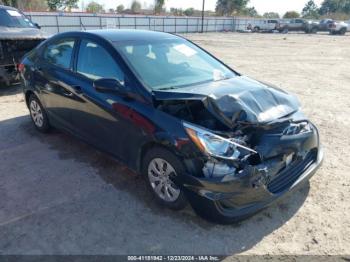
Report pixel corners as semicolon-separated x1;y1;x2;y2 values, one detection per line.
20;30;323;223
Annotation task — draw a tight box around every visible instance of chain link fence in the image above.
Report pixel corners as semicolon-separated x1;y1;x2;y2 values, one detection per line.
24;12;294;35
25;12;239;35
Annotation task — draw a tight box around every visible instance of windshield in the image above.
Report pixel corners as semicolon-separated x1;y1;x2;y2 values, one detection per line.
0;9;36;28
114;39;236;90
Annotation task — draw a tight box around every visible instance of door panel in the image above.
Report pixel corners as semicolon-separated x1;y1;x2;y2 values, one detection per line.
40;66;85;129
70;38;145;161
36;38;78;129
68;75;146;161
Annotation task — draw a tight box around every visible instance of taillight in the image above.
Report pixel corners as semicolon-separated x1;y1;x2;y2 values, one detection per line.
18;63;25;73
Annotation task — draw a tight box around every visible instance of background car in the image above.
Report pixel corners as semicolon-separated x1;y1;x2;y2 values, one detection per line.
277;19;319;33
317;19;334;32
0;5;46;87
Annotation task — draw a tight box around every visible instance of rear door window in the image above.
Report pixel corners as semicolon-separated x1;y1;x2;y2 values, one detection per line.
43;38;75;69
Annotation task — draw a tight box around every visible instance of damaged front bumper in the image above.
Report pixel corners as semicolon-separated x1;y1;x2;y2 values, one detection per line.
179;123;323;222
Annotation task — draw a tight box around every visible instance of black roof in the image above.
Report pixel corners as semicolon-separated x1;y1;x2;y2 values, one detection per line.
83;29;180;42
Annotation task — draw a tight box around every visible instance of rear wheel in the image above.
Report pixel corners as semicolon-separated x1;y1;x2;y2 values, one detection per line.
29;95;50;133
142;147;188;210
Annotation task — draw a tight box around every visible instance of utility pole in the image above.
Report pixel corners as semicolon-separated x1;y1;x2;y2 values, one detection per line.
201;0;205;33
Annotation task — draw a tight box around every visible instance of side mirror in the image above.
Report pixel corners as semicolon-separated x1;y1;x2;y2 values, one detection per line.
93;78;126;95
34;23;41;29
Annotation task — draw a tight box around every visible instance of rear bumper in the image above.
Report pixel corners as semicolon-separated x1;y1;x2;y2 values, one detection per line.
181;125;323;223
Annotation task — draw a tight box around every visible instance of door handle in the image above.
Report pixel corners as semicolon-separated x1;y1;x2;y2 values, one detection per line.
72;85;82;94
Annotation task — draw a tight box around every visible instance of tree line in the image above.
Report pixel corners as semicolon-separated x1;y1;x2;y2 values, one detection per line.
0;0;349;20
215;0;350;19
82;1;200;16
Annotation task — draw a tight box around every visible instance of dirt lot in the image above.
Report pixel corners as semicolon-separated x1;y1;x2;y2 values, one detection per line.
0;33;349;256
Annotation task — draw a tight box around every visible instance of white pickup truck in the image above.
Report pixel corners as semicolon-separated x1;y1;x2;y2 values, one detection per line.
329;20;349;35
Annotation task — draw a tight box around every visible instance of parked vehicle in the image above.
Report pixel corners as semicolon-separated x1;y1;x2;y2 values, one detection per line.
0;5;46;87
317;19;334;32
20;30;323;224
277;19;319;33
329;20;348;35
253;19;279;32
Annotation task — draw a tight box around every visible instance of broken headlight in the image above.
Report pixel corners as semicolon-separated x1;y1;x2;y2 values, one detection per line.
183;122;256;160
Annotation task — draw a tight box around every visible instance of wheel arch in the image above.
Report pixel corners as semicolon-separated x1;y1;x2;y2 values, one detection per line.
137;141;182;174
25;90;35;108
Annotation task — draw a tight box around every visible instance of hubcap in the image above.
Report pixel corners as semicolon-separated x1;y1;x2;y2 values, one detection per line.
148;158;180;202
30;100;44;128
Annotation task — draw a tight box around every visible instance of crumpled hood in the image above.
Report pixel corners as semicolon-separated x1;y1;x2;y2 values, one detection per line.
153;76;300;128
0;26;48;40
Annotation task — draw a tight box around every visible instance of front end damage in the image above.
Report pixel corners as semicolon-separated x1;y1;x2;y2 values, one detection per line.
180;119;322;222
154;76;323;221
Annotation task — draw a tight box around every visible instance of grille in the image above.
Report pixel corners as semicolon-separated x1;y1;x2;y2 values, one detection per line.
267;150;317;194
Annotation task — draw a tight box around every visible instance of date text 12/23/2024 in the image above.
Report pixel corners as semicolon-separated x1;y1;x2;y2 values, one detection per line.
127;256;221;261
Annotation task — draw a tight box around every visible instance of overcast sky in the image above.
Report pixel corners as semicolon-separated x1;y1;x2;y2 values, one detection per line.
79;0;324;15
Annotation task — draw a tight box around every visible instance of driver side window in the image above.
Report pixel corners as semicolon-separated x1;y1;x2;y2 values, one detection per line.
77;40;124;84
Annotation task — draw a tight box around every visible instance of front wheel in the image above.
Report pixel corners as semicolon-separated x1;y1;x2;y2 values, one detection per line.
29;94;50;133
142;147;188;210
339;28;347;35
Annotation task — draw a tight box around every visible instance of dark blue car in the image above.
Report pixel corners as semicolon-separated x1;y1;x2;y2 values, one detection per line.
20;30;323;223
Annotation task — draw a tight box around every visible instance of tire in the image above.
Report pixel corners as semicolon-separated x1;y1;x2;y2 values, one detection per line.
253;26;260;32
28;94;50;133
281;27;289;34
340;28;346;35
142;147;188;210
311;27;318;34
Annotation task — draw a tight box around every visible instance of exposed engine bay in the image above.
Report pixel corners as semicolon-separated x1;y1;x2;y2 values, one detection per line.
0;6;46;86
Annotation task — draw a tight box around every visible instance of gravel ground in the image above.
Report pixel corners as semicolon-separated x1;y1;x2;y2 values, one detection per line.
0;32;349;256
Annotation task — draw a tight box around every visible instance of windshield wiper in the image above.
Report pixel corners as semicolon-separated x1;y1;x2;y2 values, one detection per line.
214;76;231;82
157;86;177;91
156;77;232;91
